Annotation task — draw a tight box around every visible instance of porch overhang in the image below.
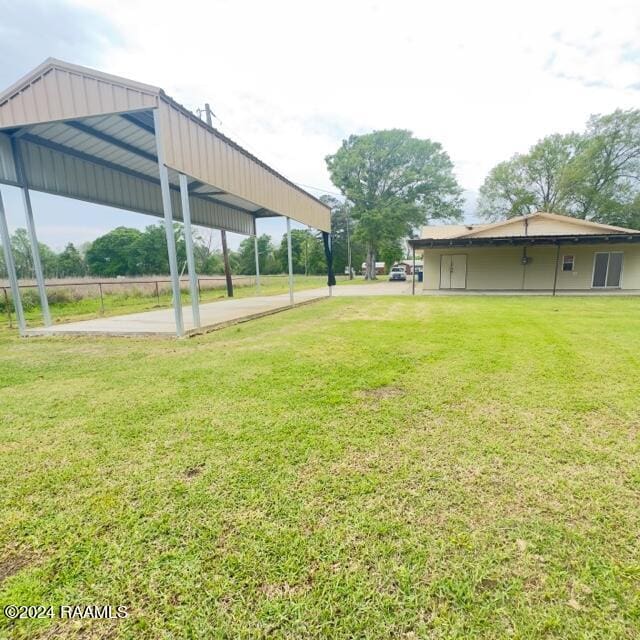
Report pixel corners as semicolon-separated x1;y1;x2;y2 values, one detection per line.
409;233;640;249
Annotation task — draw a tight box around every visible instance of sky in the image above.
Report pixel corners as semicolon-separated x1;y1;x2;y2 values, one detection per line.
0;0;639;250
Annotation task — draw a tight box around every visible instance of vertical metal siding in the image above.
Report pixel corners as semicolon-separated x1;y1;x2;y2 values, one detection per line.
0;133;17;183
0;60;329;231
0;66;158;129
158;100;330;231
0;138;253;235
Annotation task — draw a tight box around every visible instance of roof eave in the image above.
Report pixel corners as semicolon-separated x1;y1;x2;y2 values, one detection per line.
410;233;640;248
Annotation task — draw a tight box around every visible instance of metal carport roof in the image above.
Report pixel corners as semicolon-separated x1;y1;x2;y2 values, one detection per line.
0;58;331;234
0;58;332;337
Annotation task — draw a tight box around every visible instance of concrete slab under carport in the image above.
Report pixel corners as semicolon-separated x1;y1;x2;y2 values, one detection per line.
24;288;328;338
22;281;414;338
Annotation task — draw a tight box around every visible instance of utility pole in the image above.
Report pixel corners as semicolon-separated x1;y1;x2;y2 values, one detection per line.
203;103;233;297
345;202;353;279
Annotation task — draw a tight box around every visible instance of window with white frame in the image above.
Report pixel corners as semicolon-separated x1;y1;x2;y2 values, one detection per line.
562;255;575;272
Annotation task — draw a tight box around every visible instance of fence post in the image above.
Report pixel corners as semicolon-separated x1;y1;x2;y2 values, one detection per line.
3;288;12;328
155;280;160;305
98;283;104;315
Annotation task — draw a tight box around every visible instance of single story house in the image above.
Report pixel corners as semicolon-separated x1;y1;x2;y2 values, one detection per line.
409;212;640;294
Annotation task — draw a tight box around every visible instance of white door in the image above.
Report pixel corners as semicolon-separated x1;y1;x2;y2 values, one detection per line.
440;254;467;289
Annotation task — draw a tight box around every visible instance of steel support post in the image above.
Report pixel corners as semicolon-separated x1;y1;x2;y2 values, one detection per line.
0;189;26;335
12;139;51;325
254;232;261;293
153;110;184;337
179;173;201;328
286;217;294;305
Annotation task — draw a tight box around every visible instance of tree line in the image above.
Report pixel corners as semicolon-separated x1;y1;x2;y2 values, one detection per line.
0;223;337;280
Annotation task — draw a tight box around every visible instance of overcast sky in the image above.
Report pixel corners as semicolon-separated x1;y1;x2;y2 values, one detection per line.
1;0;639;250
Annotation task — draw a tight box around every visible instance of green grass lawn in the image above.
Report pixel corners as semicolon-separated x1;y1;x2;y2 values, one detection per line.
1;296;639;639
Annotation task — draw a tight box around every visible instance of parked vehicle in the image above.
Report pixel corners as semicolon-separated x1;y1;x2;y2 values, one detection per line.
389;266;407;281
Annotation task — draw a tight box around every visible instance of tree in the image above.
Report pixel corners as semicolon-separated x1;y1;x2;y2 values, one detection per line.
10;228;32;279
478;134;582;220
57;243;85;277
235;234;275;275
276;229;324;275
86;225;191;277
566;109;640;224
8;228;57;279
326;129;463;278
130;224;187;275
478;109;640;226
86;227;143;276
319;195;366;276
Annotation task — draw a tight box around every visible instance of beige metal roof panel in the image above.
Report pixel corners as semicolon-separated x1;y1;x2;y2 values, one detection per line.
0;59;159;129
462;212;640;238
422;212;640;241
0;134;253;235
157;98;330;231
421;223;486;239
0;59;331;232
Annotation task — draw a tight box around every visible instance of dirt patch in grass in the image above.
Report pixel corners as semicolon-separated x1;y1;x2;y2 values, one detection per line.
0;551;32;583
354;385;405;400
184;464;205;479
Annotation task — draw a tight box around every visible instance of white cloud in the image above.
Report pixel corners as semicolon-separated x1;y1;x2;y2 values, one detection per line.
68;0;639;196
4;0;640;246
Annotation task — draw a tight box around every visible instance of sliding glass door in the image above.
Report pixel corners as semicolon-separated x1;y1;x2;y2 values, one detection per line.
592;252;623;288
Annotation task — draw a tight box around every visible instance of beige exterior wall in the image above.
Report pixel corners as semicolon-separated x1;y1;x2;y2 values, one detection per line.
422;244;640;292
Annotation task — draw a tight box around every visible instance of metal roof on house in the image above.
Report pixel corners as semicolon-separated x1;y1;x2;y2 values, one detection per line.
420;212;639;241
411;212;640;249
0;58;331;234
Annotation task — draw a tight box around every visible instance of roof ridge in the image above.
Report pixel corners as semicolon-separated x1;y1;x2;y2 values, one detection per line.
0;58;161;106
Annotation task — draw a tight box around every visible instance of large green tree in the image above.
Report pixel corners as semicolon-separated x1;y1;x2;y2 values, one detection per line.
319;195;366;277
478;134;582;221
57;243;86;277
235;234;277;275
276;229;324;275
86;225;191;277
86;227;143;276
130;224;187;275
8;228;57;279
326;129;463;278
566;109;640;226
478;109;640;227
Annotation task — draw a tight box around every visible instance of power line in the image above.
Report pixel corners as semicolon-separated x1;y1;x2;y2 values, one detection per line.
293;183;343;198
194;105;344;201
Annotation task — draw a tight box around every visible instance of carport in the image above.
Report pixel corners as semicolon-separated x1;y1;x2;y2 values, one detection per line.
0;58;332;337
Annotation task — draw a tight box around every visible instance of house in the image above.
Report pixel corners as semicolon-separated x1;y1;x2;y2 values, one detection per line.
409;212;640;294
361;261;386;275
395;259;423;275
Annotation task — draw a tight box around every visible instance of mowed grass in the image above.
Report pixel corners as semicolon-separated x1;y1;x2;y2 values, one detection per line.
0;296;639;639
